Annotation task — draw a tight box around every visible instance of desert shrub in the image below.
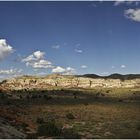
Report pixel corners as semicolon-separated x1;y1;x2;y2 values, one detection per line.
37;119;61;137
0;80;7;84
38;95;42;98
20;122;29;131
95;92;100;97
44;95;52;100
73;92;78;99
84;102;89;106
101;93;105;96
66;113;75;120
0;93;7;99
60;89;64;92
26;95;30;99
36;117;45;124
0;93;5;99
62;128;80;139
136;124;140;130
106;90;111;93
31;95;37;99
0;89;3;93
19;95;23;99
26;132;37;139
118;99;123;102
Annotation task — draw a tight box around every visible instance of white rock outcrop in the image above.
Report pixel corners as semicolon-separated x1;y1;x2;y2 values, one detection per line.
1;75;140;90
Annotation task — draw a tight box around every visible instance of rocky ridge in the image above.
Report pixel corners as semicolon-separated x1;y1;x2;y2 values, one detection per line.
1;74;140;90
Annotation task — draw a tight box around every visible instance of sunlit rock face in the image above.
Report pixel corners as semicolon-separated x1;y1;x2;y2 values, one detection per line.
1;74;140;90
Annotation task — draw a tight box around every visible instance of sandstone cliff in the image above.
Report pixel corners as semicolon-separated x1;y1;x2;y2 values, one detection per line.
1;74;140;90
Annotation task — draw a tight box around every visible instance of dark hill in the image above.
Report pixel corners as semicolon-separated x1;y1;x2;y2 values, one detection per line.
81;73;140;80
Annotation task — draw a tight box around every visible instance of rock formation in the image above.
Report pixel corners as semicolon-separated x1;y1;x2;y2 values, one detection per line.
1;74;140;90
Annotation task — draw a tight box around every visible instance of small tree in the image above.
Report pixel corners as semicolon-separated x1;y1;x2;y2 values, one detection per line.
37;119;61;137
89;80;92;88
75;78;80;87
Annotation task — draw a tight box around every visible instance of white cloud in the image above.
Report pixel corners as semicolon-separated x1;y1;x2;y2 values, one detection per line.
33;51;45;59
125;8;140;22
0;68;23;80
22;51;45;62
0;39;14;60
0;68;22;75
121;65;126;68
75;44;83;53
75;49;83;53
52;45;60;49
52;66;75;75
52;66;66;73
66;67;75;71
22;51;53;69
22;54;36;62
29;60;53;69
111;66;115;69
81;65;88;69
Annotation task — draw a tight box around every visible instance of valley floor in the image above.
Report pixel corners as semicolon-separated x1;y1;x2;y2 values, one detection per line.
0;87;140;139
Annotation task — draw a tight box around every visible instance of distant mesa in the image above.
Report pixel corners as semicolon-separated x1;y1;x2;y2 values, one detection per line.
81;73;140;80
1;73;140;91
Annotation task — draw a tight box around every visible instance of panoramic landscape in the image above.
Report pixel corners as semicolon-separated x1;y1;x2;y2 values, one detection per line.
0;1;140;139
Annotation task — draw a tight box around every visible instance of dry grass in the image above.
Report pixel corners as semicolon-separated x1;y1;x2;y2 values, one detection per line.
0;88;140;138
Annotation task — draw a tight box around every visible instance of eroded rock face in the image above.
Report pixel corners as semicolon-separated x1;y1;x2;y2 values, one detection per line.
1;75;140;90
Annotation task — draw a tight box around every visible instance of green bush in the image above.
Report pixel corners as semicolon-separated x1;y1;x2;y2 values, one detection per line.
0;93;7;99
20;122;28;131
62;128;80;139
36;117;45;124
66;113;75;120
44;95;52;100
136;124;140;130
37;119;61;137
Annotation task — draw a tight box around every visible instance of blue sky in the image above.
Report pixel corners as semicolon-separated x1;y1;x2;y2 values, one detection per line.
0;1;140;78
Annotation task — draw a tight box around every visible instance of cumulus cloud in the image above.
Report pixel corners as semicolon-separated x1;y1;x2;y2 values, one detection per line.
22;51;45;62
22;51;53;69
75;49;83;53
125;8;140;22
0;39;14;60
66;67;75;71
52;66;66;73
81;65;88;69
34;51;45;59
121;65;126;68
27;60;53;69
52;66;75;75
